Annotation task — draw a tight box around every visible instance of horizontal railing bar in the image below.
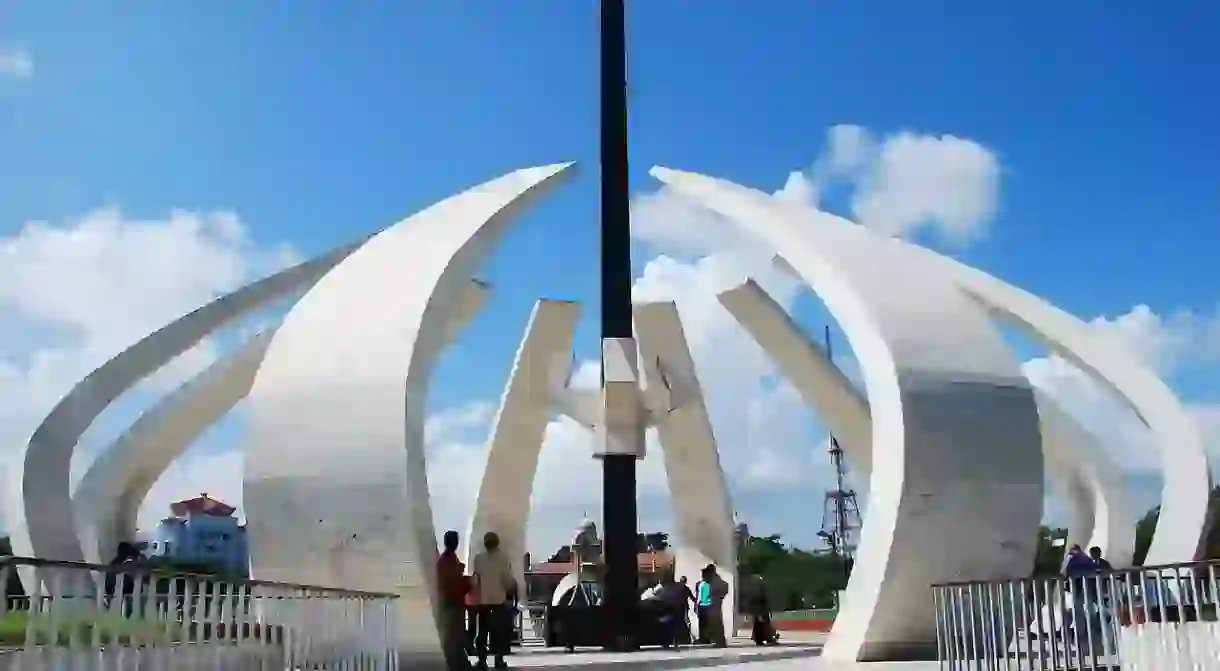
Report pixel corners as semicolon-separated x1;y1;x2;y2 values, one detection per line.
932;557;1220;588
1;555;400;599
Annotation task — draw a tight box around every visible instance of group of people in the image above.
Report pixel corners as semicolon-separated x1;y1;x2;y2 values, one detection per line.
1064;544;1114;577
639;564;731;648
436;530;518;671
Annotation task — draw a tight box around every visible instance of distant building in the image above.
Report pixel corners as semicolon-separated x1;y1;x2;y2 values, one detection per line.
145;493;248;575
524;549;674;603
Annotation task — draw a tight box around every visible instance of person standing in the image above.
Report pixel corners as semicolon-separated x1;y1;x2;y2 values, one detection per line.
1062;544;1096;640
436;531;471;670
678;576;696;642
695;573;712;644
703;564;729;648
743;572;776;646
1087;546;1115;618
472;532;516;670
657;573;689;649
1087;546;1113;572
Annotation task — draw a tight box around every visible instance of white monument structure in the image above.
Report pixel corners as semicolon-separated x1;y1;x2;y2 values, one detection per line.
7;162;1213;665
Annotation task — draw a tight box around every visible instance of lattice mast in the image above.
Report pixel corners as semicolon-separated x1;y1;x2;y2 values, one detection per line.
818;326;862;562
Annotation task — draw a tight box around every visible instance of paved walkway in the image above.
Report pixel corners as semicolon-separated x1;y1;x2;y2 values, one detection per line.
506;637;819;668
498;635;941;669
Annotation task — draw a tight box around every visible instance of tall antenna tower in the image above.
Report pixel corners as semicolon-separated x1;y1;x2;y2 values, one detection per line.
817;326;862;563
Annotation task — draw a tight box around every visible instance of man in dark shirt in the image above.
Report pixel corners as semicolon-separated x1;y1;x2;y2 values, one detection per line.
437;531;470;670
105;542;145;614
1088;546;1113;572
1088;546;1114;603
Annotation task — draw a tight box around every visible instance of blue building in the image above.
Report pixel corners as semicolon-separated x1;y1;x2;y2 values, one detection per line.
145;493;248;576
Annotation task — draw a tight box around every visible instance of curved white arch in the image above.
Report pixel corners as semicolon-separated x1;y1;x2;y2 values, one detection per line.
242;163;575;666
72;329;276;567
465;298;581;598
717;278;1136;567
634;300;737;632
947;278;1211;564
749;198;1207;563
653;166;1045;663
72;280;492;568
550;572;580;607
1038;398;1137;567
8;235;372;577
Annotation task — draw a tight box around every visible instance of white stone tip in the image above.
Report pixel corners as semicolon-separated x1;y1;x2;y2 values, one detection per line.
649;165;681;182
510;162;578;188
541;161;578;175
715;276;763;301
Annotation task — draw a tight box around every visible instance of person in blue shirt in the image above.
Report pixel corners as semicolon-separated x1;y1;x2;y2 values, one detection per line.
1064;544;1096;577
695;573;713;644
695;565;729;647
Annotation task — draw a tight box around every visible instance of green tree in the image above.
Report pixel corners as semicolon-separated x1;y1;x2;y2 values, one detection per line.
1033;526;1067;576
1133;485;1220;565
737;534;848;611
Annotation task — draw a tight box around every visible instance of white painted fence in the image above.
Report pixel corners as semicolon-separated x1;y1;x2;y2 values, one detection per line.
0;556;399;670
933;558;1220;670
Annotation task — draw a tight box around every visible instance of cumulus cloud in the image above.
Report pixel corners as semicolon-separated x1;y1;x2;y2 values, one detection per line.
0;47;32;79
778;125;1001;244
139;448;245;528
1023;303;1220;476
0;207;299;532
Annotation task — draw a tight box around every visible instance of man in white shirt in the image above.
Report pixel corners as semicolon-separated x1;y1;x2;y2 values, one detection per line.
472;532;516;670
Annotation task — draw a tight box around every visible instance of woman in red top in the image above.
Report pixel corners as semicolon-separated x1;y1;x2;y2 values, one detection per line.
437;531;470;669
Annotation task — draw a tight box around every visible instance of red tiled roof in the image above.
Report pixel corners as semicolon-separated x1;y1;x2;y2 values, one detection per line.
170;492;236;518
528;562;575;576
526;551;673;576
638;550;673;571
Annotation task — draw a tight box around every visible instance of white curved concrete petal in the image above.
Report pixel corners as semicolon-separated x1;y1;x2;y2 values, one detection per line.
1036;395;1137;567
763;239;1199;564
8;237;370;580
465;298;580;598
634;300;738;632
653;166;1044;662
242;163;575;666
949;280;1212;564
717;279;873;470
718;278;1136;567
550;572;579;607
72;330;276;566
72;279;492;569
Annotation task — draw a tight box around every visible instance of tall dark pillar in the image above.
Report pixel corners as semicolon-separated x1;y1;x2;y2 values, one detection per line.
598;0;640;652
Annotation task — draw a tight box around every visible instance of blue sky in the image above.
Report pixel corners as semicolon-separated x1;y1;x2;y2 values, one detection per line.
3;3;1220;554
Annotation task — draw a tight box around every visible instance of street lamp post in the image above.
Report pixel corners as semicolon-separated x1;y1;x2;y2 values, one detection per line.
597;0;641;652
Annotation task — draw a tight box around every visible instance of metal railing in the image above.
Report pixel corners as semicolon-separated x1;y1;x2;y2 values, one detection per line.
933;558;1220;670
0;555;400;670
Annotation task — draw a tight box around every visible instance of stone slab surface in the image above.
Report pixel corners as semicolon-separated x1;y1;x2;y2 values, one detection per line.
505;639;820;669
495;635;942;669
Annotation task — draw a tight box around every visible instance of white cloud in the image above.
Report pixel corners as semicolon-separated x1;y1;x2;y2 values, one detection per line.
778;125;1001;244
139;448;245;528
0;207;299;532
0;47;32;79
851;131;1000;243
1023;303;1220;476
1083;303;1220;373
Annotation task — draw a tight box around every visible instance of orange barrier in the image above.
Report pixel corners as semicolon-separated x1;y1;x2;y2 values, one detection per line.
773;618;834;632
